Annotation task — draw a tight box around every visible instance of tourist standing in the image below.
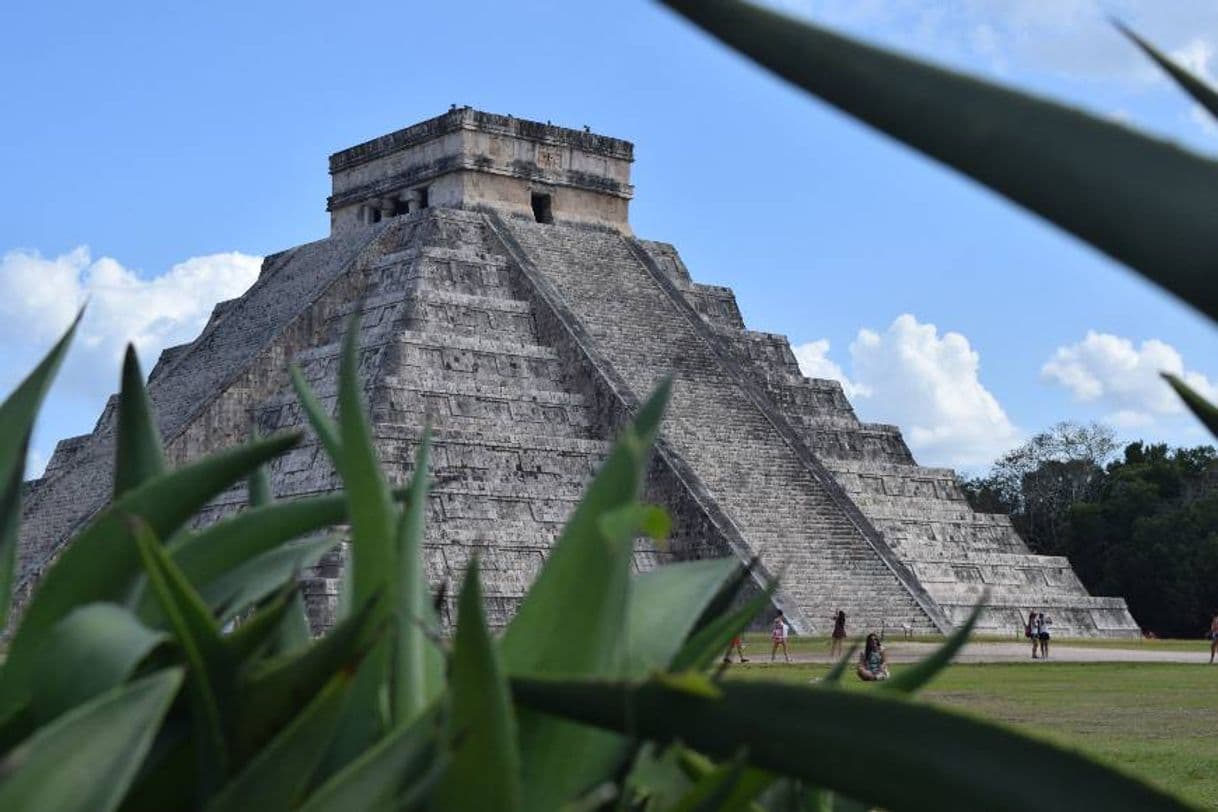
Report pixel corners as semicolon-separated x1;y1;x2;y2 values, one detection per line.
771;610;791;663
1209;612;1218;664
856;633;890;681
1038;612;1052;659
830;610;847;658
1027;611;1039;659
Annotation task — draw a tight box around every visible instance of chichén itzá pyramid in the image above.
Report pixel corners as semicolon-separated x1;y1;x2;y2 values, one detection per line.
17;107;1140;638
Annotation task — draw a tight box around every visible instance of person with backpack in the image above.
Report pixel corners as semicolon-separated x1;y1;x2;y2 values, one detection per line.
1038;612;1052;659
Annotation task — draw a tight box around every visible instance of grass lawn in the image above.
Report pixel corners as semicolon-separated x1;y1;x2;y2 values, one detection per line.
728;659;1217;808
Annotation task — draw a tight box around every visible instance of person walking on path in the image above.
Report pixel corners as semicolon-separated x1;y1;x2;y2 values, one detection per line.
856;633;890;681
829;610;847;659
1038;612;1052;659
1209;612;1218;664
723;634;749;665
1027;611;1039;659
771;611;791;663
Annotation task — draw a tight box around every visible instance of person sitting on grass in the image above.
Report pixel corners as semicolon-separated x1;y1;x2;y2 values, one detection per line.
770;610;791;663
856;633;889;681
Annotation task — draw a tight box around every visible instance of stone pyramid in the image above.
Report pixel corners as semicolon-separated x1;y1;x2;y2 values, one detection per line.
19;107;1139;637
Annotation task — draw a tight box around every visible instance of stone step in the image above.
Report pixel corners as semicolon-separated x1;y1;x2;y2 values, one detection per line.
402;288;537;340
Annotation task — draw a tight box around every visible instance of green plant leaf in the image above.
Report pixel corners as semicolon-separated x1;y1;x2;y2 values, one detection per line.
500;379;671;810
0;668;182;812
270;591;315;656
0;431;299;717
311;317;400;772
246;426;274;508
512;675;1192;812
391;430;443;727
670;582;776;672
1163;373;1218;440
881;601;983;695
289;364;342;465
821;644;858;686
132;517;232;794
1116;22;1218;124
28;603;168;724
222;584;298;666
661;0;1218;323
200;536;336;624
627;558;738;675
203;672;351;812
235;594;380;766
296;704;441;812
434;558;521;811
112;345;166;500
0;310;79;629
132;494;350;619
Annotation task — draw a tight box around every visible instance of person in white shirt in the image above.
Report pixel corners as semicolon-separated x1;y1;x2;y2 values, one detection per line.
770;610;791;663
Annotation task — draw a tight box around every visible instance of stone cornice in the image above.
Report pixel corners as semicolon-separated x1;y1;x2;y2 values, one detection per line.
326;154;635;212
329;107;634;174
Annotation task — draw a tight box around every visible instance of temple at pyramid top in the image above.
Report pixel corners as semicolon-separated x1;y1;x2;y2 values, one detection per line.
327;107;635;234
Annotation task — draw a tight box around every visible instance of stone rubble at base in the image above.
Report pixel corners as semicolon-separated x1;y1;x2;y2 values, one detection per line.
16;108;1140;638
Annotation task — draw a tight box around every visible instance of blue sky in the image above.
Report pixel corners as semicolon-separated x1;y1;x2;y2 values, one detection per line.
3;0;1218;474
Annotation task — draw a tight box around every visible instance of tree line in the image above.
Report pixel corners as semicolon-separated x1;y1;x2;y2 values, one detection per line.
960;422;1218;638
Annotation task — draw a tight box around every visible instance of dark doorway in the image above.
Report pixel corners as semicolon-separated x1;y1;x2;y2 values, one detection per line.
417;186;429;210
531;193;553;224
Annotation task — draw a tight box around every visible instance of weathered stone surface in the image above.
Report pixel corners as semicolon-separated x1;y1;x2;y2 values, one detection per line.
16;109;1139;638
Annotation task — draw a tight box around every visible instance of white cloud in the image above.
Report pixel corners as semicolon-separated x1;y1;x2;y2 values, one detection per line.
790;339;869;398
794;314;1018;467
1041;331;1218;427
0;246;261;468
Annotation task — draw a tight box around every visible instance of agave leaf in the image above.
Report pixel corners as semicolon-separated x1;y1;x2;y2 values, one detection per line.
234;594;380;765
313;318;400;770
434;558;521;811
391;430;443;726
131;494;349;619
203;672;351;812
822;644;859;686
670;582;776;672
270;591;315;656
28;603;168;724
661;0;1218;323
296;704;441;812
881;601;983;695
500;380;671;810
335;316;396;615
247;466;273;507
222;584;297;666
627;558;738;675
0;669;182;812
0;431;299;716
1116;22;1218;124
289;365;343;464
673;748;771;812
0;310;79;628
200;536;336;624
512;675;1190;812
1163;373;1218;439
112;346;167;500
132;517;232;793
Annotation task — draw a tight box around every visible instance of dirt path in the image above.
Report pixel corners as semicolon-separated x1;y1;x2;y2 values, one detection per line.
768;641;1214;665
